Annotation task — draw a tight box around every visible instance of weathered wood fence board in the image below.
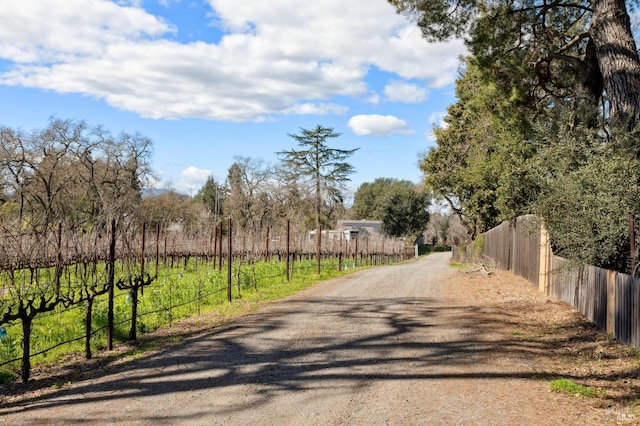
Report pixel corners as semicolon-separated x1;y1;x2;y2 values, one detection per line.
482;221;512;270
462;215;640;349
511;217;540;285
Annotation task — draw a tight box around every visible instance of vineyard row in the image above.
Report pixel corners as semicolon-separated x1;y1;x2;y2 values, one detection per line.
0;219;410;382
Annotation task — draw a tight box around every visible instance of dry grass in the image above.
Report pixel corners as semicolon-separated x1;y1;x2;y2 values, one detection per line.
446;266;640;417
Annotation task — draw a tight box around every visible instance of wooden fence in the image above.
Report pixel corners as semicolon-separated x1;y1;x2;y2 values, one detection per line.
453;215;640;349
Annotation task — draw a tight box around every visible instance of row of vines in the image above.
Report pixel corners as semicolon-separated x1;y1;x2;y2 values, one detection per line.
0;219;409;382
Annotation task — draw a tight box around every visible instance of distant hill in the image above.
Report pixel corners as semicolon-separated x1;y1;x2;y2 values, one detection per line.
141;188;167;198
142;187;192;198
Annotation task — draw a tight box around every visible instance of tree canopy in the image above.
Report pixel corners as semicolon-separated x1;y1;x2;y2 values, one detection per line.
0;118;153;231
277;125;359;231
392;1;640;271
380;187;430;239
391;0;640;129
421;57;538;237
352;178;430;239
352;178;417;221
194;176;225;222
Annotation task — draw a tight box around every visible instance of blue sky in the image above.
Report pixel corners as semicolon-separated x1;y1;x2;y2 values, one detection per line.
0;0;466;196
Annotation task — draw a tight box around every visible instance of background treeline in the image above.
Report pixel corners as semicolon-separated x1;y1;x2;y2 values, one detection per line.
0;118;151;232
0;118;443;384
0;119;441;242
391;0;640;273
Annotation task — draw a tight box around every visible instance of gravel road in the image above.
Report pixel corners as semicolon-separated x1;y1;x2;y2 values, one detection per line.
0;253;604;425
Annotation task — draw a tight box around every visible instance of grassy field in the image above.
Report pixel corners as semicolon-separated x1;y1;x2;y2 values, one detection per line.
0;256;349;382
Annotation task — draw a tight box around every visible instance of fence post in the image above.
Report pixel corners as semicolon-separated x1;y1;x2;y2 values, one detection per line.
538;221;551;294
264;225;269;262
140;223;146;297
106;219;116;351
316;224;321;274
218;222;223;272
607;269;617;337
213;222;218;269
227;218;232;302
85;297;93;359
366;238;369;266
155;223;160;279
168;274;173;327
286;220;291;281
354;235;358;267
163;234;167;268
55;223;62;298
630;214;636;275
129;223;146;341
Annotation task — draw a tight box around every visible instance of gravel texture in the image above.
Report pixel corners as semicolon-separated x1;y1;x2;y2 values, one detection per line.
0;252;632;425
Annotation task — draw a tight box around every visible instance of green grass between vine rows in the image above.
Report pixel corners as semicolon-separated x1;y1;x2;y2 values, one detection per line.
0;257;354;383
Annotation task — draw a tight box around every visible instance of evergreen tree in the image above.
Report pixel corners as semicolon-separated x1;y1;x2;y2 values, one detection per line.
194;176;225;222
277;125;358;231
390;0;640;129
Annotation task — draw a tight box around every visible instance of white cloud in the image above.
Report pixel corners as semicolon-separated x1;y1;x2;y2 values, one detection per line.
0;0;466;122
176;166;213;195
348;114;414;136
366;92;381;105
375;26;464;88
117;0;144;7
429;111;448;128
284;102;349;116
0;1;172;63
147;174;164;190
426;111;448;142
384;80;428;103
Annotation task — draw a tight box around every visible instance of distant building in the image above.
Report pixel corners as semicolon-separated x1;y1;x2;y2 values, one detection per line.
308;220;384;242
308;229;344;241
336;220;383;241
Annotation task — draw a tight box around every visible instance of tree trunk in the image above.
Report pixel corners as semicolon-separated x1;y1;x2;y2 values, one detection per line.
85;297;94;359
590;0;640;128
129;287;138;342
21;316;32;382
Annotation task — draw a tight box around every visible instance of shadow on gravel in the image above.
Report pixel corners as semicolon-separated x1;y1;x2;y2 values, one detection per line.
0;295;615;422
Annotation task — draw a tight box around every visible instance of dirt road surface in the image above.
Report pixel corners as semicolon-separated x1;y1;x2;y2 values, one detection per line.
0;253;616;425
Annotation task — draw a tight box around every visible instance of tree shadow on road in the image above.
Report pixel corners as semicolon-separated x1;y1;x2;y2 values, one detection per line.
0;293;628;423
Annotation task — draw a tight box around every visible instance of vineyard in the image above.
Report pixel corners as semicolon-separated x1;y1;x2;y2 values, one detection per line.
0;219;409;383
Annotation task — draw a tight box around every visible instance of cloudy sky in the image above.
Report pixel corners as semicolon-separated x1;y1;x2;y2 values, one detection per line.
0;0;466;195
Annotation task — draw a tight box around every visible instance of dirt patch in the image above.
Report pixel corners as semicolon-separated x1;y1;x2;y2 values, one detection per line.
445;266;640;420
